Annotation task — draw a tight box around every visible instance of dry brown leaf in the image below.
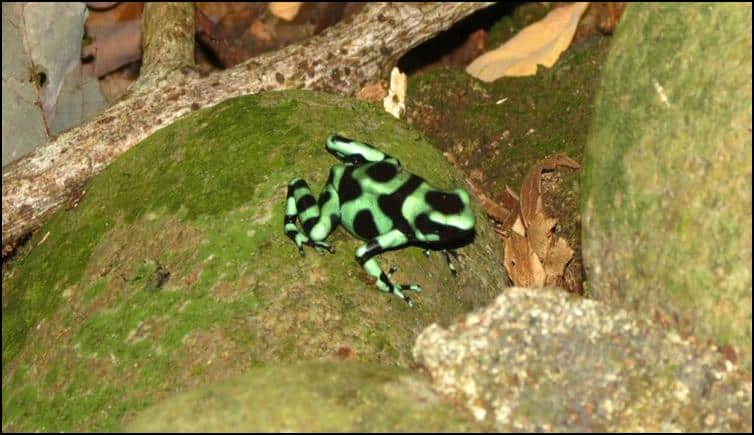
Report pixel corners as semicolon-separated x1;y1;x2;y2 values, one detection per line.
496;186;520;231
500;185;520;210
544;153;581;170
453;150;578;290
458;172;513;225
355;82;387;103
520;153;581;229
527;212;557;260
501;154;580;288
520;163;545;230
268;2;302;22
544;237;575;286
510;214;526;238
480;194;513;224
504;230;546;287
466;2;590;81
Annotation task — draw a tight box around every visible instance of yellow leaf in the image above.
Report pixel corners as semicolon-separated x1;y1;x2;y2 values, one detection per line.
466;2;590;81
269;2;302;22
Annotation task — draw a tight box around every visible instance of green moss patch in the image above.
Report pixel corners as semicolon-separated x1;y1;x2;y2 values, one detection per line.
123;361;482;432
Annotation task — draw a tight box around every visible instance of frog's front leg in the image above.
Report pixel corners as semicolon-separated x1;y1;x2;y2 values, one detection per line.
356;229;422;307
284;174;340;256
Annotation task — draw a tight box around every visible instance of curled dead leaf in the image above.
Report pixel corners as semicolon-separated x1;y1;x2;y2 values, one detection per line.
501;154;580;289
544;236;575;286
504;231;546;288
462;176;514;225
527;212;557;260
520;153;581;229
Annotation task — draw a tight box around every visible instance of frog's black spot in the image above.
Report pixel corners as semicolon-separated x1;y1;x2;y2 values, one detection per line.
426;191;463;215
284;215;297;225
297;194;316;212
353;209;379;240
325;169;335;186
366;161;397;182
318;190;332;206
415;213;436;236
378;175;424;234
302;217;318;234
289;179;308;191
415;213;476;248
339;167;362;204
330;213;340;229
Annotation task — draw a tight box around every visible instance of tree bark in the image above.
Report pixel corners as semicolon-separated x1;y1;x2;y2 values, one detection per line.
1;2;494;255
136;3;195;92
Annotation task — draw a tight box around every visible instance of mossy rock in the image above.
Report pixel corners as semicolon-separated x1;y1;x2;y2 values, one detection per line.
122;361;480;432
582;4;752;370
1;90;507;431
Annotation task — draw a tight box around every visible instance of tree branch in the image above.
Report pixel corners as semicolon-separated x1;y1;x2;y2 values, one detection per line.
135;3;195;92
2;2;494;255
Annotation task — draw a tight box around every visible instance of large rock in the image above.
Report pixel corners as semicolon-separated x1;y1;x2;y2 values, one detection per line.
1;90;507;431
123;361;480;432
581;4;752;369
414;287;752;432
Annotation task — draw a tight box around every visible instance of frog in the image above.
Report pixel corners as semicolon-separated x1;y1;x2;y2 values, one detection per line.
284;135;476;307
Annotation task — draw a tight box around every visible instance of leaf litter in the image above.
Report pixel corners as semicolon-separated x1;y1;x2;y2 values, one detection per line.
466;154;580;289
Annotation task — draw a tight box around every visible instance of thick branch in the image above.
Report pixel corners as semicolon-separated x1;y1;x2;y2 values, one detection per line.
136;3;195;91
2;2;494;254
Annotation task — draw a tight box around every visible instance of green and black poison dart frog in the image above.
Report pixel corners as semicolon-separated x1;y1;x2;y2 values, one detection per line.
284;135;476;307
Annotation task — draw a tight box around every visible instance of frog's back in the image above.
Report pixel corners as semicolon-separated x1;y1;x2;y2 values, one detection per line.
339;161;429;241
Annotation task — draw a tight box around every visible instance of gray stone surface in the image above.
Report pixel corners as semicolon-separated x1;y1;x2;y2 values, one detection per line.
414;287;752;432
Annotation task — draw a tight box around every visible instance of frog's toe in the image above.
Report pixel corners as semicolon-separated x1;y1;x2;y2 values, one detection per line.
405;296;415;308
303;240;334;255
314;241;335;254
297;246;305;257
404;284;422;293
391;287;415;307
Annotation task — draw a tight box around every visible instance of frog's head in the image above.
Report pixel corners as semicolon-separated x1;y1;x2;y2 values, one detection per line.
416;188;476;248
326;134;385;165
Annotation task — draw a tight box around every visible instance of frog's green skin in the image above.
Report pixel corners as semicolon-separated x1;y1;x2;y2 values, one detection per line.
283;135;476;307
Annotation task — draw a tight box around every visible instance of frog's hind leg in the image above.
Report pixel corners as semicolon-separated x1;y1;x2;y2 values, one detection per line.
284;177;339;256
355;229;422;307
423;249;459;277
